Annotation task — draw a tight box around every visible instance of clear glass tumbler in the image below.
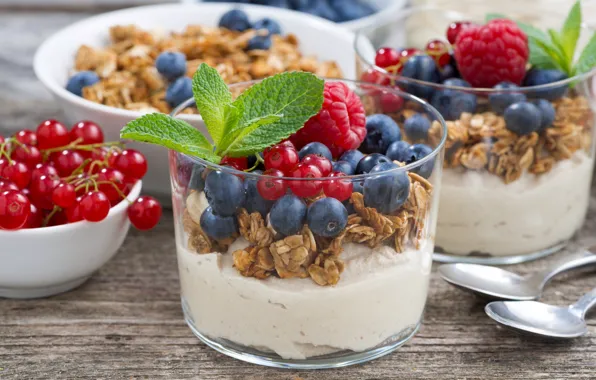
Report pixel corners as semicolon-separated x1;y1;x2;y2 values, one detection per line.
355;7;596;264
168;79;447;368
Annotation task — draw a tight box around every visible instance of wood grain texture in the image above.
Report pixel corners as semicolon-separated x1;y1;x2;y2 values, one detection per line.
1;9;596;380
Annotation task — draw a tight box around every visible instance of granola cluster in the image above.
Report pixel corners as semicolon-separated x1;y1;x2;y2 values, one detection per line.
182;173;433;286
427;96;593;183
74;24;342;113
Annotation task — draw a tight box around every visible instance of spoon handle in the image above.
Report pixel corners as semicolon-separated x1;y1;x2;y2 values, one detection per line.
532;247;596;288
571;288;596;317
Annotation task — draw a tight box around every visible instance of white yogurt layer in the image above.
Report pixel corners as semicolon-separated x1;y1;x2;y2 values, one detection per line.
177;239;432;360
436;151;594;256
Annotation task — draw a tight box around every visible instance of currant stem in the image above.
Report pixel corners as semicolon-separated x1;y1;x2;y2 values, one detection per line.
43;206;61;227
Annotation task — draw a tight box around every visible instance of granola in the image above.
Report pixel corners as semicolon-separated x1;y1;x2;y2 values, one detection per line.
74;24;342;113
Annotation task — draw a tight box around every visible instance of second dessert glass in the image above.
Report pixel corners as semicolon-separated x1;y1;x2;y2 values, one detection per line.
169;79;446;368
355;7;596;264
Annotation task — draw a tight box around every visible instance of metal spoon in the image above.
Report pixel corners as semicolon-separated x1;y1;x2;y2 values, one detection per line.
485;288;596;338
438;246;596;300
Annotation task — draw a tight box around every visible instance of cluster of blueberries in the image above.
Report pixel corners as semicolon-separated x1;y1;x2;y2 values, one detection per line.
218;9;283;50
205;0;376;23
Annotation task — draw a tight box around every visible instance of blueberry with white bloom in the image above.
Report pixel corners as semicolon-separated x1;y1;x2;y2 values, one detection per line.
155;52;187;80
66;71;100;96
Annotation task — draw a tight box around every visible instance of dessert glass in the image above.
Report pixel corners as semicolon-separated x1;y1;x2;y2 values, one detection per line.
168;79;447;369
355;7;596;264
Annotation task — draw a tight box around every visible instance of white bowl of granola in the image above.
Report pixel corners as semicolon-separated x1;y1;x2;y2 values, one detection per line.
34;3;375;201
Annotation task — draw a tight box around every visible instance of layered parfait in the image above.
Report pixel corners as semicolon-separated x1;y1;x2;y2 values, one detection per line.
120;63;446;366
355;2;596;263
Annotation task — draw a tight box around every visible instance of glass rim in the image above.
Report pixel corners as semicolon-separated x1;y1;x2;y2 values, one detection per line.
170;78;448;182
353;5;596;93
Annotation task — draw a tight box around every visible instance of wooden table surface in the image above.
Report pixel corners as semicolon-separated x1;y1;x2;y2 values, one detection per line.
1;7;596;380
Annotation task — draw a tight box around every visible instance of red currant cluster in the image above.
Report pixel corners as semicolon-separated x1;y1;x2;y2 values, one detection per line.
253;141;353;202
0;119;162;231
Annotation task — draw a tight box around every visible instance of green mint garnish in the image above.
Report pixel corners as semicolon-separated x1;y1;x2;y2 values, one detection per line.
485;1;595;76
120;63;324;164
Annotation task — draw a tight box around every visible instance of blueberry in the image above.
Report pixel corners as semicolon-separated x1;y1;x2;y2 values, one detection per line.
246;34;272;51
488;82;527;114
269;194;307;236
329;0;375;22
155;52;187;81
386;140;411;162
332;160;354;175
439;60;459;81
352;180;364;194
166;77;193;107
299;0;340;22
189;165;206;191
219;9;251;32
307;198;348;237
532;99;556;129
252;17;282;35
339;149;364;171
204;170;246;216
430;79;476;121
404;114;431;141
356;153;391;174
400;55;440;99
298;142;332;160
504;101;542;136
200;206;239;240
407;144;434;178
244;171;274;216
360;114;401;154
363;162;410;214
66;71;100;96
175;153;194;188
523;69;568;100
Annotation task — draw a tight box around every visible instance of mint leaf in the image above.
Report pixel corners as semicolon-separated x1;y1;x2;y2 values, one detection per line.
529;43;561;70
120;113;220;163
192;63;232;146
223;72;324;157
220;114;283;156
575;32;596;74
547;29;571;72
560;1;581;61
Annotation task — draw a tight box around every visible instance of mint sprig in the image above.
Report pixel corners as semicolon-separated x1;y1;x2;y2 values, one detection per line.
486;1;596;76
120;64;324;164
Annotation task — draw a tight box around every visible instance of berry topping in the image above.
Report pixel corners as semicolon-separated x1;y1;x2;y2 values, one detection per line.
504;101;542;135
404;114;431;141
307;197;348;238
532;99;556;129
323;172;353;201
269;194;307;236
523;69;568;100
252;18;282;35
386;140;411;163
0;190;31;230
488;82;528;114
363;162;410;214
221;156;249;171
290;82;366;154
264;144;299;173
407;144;435;178
446;21;473;44
257;169;287;201
302;154;332;176
244;171;276;216
155;52;187;81
298;142;333;161
66;71;100;96
360;114;401;154
166;77;193;107
401;55;440;99
425;39;450;68
189;166;206;192
247;34;272;51
430;78;477;121
339;149;364;172
332;160;355;175
128;196;162;231
375;47;401;68
204;170;246;216
200;206;239;240
288;163;323;198
355;153;391;174
454;19;529;87
219;9;251;32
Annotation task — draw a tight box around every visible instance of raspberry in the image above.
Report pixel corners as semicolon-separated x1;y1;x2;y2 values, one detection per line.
454;19;528;88
289;82;366;157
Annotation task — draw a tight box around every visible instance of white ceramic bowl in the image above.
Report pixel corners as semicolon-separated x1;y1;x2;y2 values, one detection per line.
34;3;374;201
0;181;142;299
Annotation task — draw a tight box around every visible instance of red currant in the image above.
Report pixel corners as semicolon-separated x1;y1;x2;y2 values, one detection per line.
264;145;299;174
80;191;110;222
301;154;332;176
29;175;60;210
14;129;38;146
279;140;295;149
2;161;31;189
380;91;404;113
400;48;420;61
11;145;42;169
288;163;322;198
446;21;473;44
0;190;31;230
0;179;18;192
111;149;147;180
69;120;104;144
127;196;162;230
65;197;83;223
0;158;8;174
375;47;400;68
31;163;58;182
0;136;4;144
257;169;287;200
323;172;354;201
220;156;248;171
36;119;70;150
97;167;126;204
52;149;84;177
425;39;451;68
24;203;43;229
361;69;391;86
52;183;77;209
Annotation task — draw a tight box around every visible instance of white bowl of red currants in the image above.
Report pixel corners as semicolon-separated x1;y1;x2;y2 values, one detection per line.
0;119;162;299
